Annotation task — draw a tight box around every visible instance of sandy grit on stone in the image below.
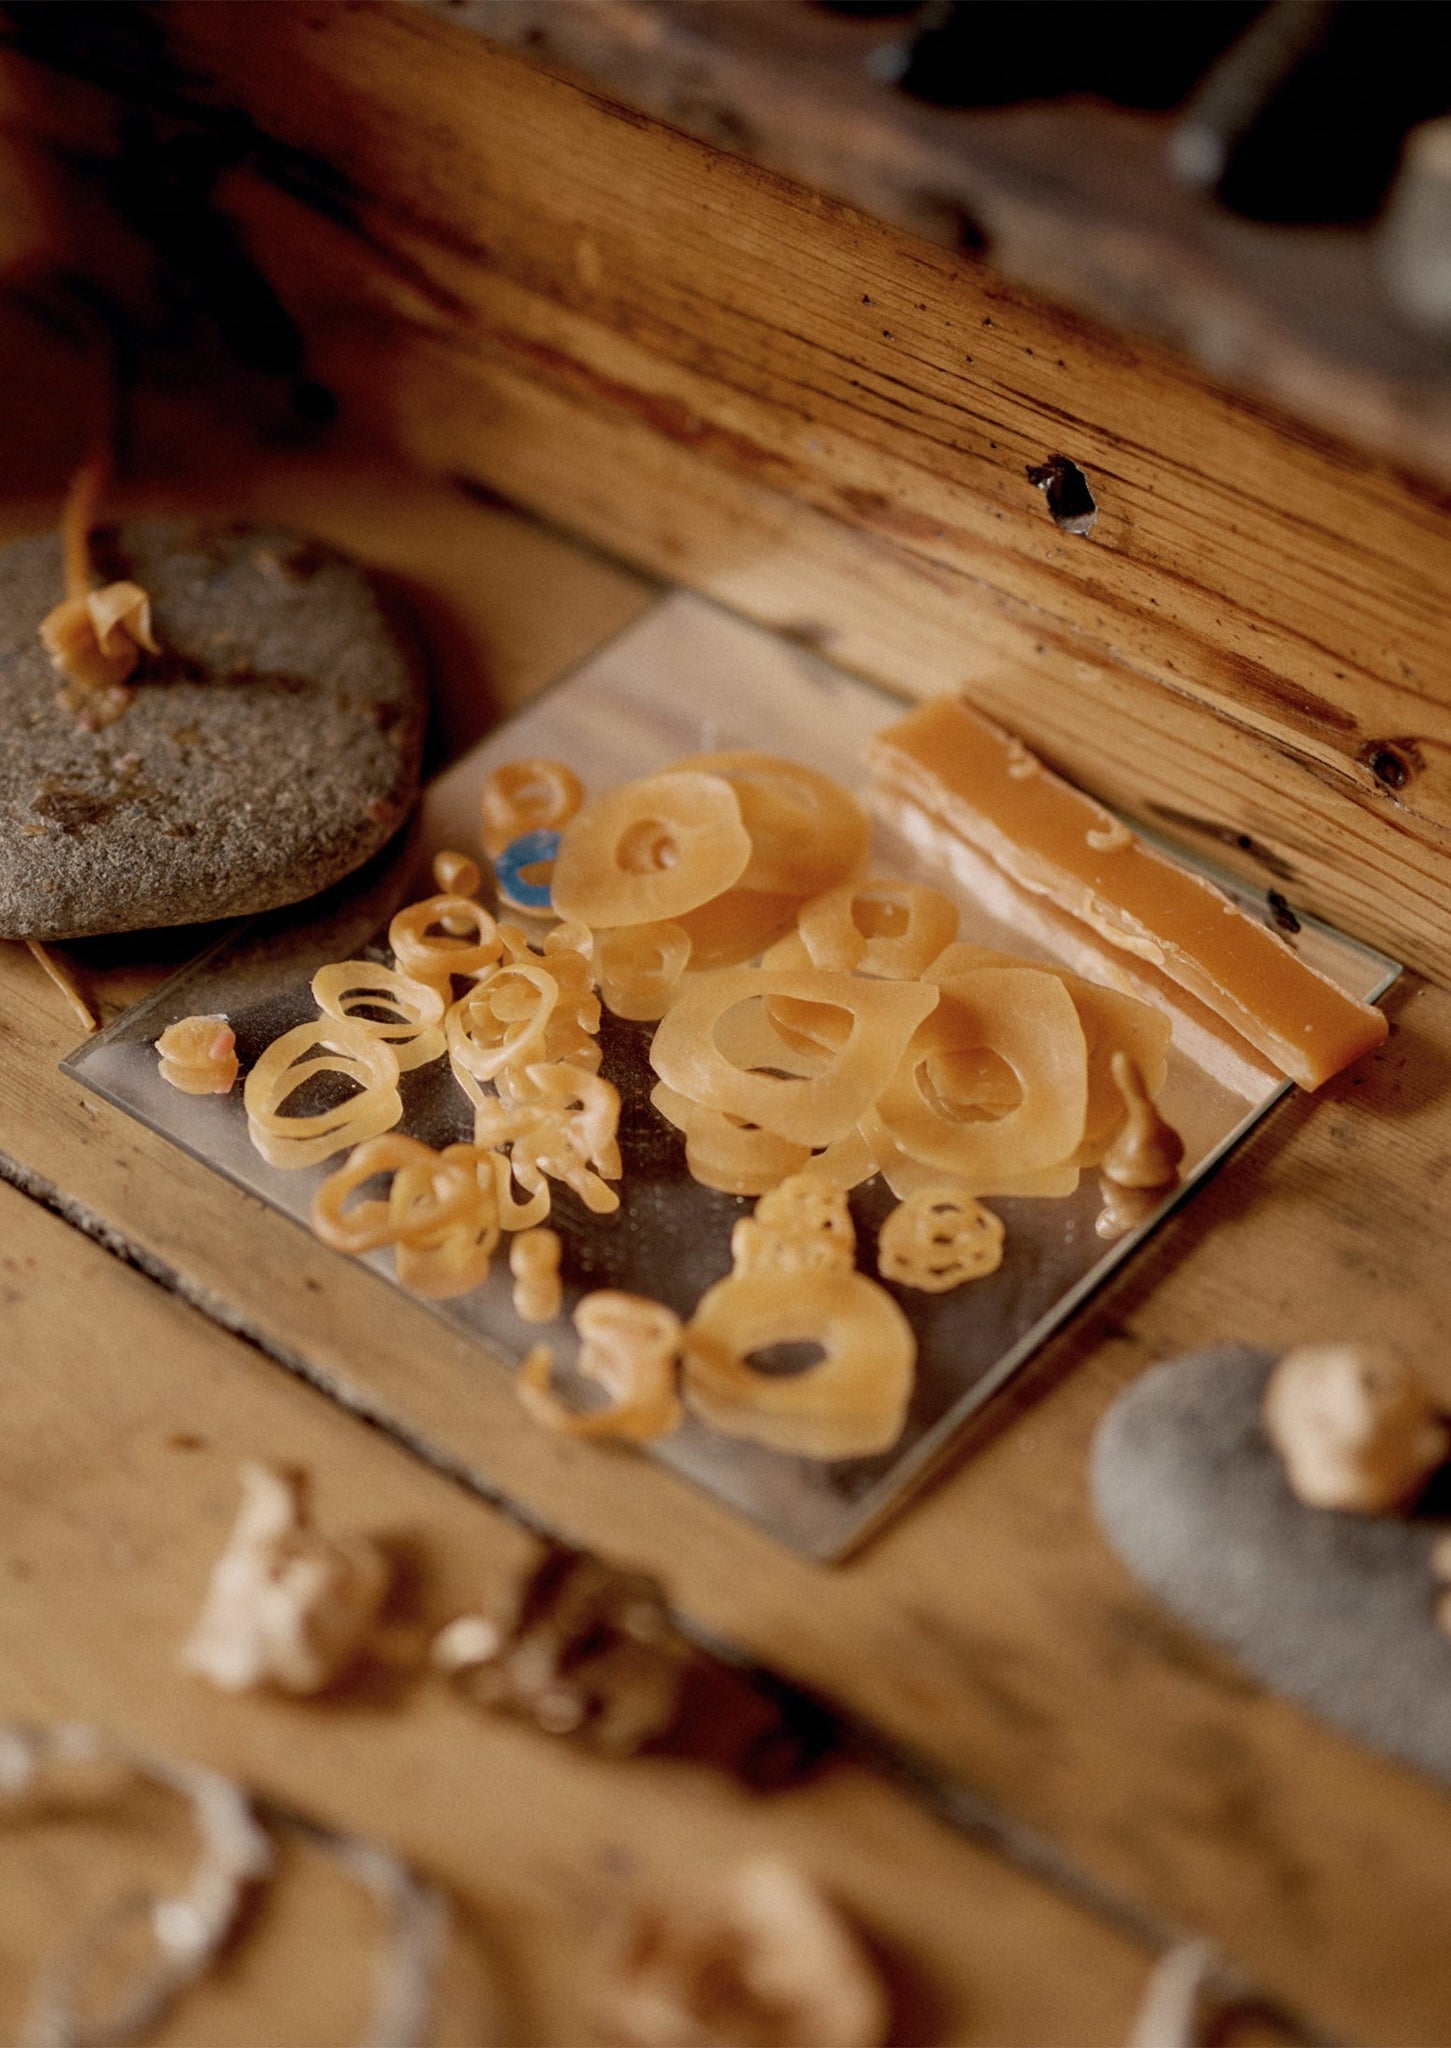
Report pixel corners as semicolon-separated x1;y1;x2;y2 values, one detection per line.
0;520;427;939
1092;1345;1451;1787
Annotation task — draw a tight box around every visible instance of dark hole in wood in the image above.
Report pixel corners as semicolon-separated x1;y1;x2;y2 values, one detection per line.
1267;889;1301;936
1025;454;1098;536
1359;740;1421;791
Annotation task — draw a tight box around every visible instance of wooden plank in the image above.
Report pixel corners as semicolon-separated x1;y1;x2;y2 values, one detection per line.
433;0;1451;494
134;1;1451;985
0;1177;1154;2048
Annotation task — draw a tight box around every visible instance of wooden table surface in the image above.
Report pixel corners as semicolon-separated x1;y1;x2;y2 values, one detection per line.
3;450;1448;2045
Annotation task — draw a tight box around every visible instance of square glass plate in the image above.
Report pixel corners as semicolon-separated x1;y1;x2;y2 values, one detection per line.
65;593;1400;1558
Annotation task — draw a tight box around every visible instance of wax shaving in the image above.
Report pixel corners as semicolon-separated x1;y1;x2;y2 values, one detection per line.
593;1856;888;2048
184;1462;389;1695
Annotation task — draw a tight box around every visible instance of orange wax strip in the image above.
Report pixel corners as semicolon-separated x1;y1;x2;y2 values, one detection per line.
870;698;1388;1091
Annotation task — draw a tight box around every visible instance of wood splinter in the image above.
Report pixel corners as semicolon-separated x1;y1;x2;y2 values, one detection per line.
23;937;96;1033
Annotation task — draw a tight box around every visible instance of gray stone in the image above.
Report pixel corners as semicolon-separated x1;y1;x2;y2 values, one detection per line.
1091;1345;1451;1785
0;521;426;939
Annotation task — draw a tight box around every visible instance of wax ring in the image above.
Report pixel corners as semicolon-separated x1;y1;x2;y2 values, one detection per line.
551;771;751;928
672;750;871;897
244;1019;402;1170
650;966;938;1147
312;961;446;1071
495;828;561;913
799;879;959;980
682;1268;915;1460
874;966;1087;1194
481;757;584;859
389;895;501;989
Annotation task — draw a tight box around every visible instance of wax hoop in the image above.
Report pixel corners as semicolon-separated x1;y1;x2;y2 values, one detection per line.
388;896;502;990
1;1724;465;2048
495;829;562;914
551;771;751;928
799;879;959;980
481;756;584;858
670;750;871;897
1;1723;272;2048
312;962;447;1072
243;1019;402;1170
682;1268;916;1460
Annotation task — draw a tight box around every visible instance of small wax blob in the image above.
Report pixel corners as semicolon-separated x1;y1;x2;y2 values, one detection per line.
156;1014;239;1095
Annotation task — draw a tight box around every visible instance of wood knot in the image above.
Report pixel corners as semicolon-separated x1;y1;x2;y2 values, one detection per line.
1358;738;1423;792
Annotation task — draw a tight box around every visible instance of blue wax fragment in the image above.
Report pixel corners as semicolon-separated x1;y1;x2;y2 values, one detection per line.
496;828;561;910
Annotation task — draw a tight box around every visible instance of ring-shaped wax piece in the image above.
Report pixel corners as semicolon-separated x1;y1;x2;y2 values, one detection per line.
310;1133;477;1254
595;921;691;1021
877;1185;1005;1291
244;1019;402;1170
447;963;560;1081
495;828;561;913
312;961;447;1071
861;1106;1080;1202
926;947;1171;1169
517;1290;682;1442
672;751;871;897
874;967;1087;1193
682;1268;915;1459
650;967;938;1147
392;1147;501;1298
672;887;802;972
651;1082;812;1196
481;757;584;858
799;879;959;980
551;771;751;928
389;896;501;989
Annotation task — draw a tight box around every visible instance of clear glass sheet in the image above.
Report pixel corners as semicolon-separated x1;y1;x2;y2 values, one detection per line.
65;593;1400;1559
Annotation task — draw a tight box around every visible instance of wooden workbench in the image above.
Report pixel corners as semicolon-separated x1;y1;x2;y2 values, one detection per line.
6;8;1451;2041
0;449;1446;2046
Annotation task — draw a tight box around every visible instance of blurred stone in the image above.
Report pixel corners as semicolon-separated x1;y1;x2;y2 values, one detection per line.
1092;1344;1451;1784
0;519;425;938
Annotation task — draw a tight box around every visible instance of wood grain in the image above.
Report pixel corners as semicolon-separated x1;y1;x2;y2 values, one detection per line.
0;1176;1155;2047
128;0;1451;987
439;0;1451;493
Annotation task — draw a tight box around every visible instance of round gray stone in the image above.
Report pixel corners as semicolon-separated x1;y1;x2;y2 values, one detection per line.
1092;1346;1451;1785
0;520;426;939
